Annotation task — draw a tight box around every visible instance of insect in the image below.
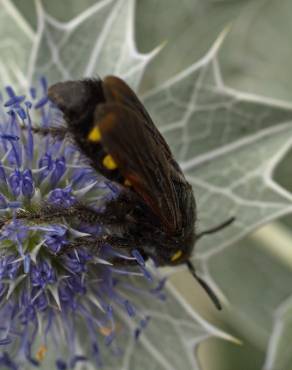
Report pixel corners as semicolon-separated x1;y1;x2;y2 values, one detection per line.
45;76;235;310
2;76;232;309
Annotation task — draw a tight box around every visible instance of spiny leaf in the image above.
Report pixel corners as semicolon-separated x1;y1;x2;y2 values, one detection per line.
208;228;292;370
0;0;35;89
31;0;158;88
0;1;234;369
143;32;292;257
101;282;235;370
143;32;292;370
3;1;292;369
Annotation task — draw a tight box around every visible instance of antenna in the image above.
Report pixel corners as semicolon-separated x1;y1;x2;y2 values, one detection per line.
186;260;222;310
196;217;235;240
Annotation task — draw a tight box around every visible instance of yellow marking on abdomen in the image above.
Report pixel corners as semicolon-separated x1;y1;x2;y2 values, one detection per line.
171;250;182;262
103;154;117;170
88;126;101;142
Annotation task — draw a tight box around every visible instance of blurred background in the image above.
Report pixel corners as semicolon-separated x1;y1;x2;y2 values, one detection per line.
136;1;292;369
7;0;292;369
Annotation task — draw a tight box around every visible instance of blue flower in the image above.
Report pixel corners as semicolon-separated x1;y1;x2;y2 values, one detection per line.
0;80;165;369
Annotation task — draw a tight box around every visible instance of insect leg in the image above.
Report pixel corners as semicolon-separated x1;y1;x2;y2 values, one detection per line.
1;196;137;227
58;234;142;267
19;124;66;139
10;203;107;225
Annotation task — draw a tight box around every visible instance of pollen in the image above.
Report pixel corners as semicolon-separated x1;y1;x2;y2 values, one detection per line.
99;326;113;336
36;344;47;361
171;250;182;262
88;126;101;142
102;154;117;170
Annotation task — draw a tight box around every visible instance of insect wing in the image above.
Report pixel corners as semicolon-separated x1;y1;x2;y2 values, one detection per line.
95;103;182;232
102;76;175;162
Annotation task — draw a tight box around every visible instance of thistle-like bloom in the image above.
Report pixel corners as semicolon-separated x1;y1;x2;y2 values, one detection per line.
0;79;166;369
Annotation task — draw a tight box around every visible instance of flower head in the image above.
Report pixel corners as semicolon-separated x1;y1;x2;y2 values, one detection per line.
0;80;166;369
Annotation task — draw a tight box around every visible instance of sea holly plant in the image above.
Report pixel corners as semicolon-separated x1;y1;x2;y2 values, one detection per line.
0;0;292;369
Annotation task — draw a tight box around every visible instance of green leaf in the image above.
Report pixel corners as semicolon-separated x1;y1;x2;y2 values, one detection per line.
143;32;292;257
0;0;35;89
143;32;292;370
208;224;292;370
13;0;99;26
220;0;292;102
0;1;234;369
101;283;234;370
137;0;252;90
31;0;158;88
3;1;292;369
38;280;232;370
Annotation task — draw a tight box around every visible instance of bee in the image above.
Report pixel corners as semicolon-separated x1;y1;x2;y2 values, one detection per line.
26;76;235;309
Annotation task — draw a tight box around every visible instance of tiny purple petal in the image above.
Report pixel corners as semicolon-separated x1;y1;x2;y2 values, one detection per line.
5;86;16;98
124;300;136;317
0;134;19;141
4;95;25;107
44;225;68;254
22;169;34;197
0;352;18;370
16;107;27;120
8;169;21;197
0;194;7;209
56;359;67;370
0;337;12;345
48;187;75;208
105;332;115;346
31;261;56;288
131;249;145;267
23;254;31;274
0;77;165;369
29;87;36;99
34;96;49;109
50;157;66;186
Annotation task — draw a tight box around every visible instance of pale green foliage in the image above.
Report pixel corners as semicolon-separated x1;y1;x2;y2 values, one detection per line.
1;0;292;369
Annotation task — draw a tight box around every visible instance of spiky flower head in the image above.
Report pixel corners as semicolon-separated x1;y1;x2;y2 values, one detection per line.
0;79;166;370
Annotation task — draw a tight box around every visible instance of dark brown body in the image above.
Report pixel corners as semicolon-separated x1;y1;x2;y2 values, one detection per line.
47;76;233;310
48;76;197;267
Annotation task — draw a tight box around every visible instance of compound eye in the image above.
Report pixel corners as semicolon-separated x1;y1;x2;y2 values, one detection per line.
171;250;183;262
